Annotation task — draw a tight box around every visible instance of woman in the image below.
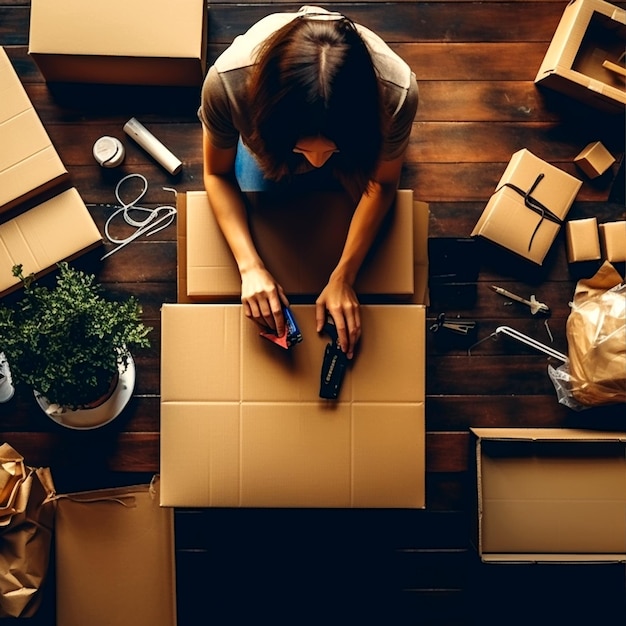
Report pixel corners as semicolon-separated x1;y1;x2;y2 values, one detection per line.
200;5;418;359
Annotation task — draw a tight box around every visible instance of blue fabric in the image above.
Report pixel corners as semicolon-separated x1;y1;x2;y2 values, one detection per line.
234;138;342;193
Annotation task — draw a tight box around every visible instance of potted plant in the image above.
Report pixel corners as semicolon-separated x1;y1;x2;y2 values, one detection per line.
0;262;151;428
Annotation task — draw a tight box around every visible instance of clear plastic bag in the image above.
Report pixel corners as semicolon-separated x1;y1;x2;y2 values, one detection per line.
552;263;626;408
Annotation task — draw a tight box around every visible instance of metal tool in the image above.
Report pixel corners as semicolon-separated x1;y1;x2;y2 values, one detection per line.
429;313;477;337
319;315;350;400
490;285;550;316
468;325;567;362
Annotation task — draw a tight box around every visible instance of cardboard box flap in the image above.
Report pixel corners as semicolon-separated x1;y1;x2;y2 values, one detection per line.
29;0;205;58
183;189;416;299
55;477;177;626
160;303;426;509
0;47;67;213
471;427;626;442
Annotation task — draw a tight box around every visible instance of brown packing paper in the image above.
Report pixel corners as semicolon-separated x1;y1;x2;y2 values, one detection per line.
0;443;55;618
567;261;626;406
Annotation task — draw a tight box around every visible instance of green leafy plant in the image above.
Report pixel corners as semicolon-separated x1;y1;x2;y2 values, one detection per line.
0;262;151;409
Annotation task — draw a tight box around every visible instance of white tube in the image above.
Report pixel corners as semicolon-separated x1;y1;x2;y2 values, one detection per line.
123;117;183;175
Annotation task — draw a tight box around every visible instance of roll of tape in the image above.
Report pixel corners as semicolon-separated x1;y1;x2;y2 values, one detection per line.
93;136;125;168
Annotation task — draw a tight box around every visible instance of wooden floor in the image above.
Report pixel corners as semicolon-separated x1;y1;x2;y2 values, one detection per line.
2;1;626;624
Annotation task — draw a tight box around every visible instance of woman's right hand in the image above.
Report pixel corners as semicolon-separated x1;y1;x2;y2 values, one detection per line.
241;267;289;337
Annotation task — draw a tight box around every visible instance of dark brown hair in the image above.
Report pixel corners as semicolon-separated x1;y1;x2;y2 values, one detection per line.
247;15;385;198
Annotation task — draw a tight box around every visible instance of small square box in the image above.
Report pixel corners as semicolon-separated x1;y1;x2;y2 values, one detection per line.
566;217;602;262
574;141;616;178
535;0;626;113
599;220;626;262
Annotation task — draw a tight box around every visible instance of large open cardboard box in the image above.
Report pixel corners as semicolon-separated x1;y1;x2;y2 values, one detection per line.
472;428;626;563
535;0;626;113
160;303;425;509
0;47;67;214
29;0;207;86
178;190;420;300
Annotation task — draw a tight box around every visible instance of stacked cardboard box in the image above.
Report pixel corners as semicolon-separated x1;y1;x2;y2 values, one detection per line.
0;48;102;297
29;0;207;86
161;190;429;508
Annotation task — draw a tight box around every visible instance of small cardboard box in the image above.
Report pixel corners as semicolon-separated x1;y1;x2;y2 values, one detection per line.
565;217;601;262
160;303;426;509
181;190;416;300
29;0;207;86
535;0;626;113
0;188;102;297
599;220;626;262
0;47;67;214
471;149;582;264
574;141;616;178
55;477;177;626
472;428;626;563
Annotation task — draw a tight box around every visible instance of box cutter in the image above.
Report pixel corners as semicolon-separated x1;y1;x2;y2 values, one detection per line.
259;306;303;349
319;315;350;400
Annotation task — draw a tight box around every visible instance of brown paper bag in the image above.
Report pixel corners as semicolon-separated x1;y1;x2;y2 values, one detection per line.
0;444;55;618
55;477;176;626
566;262;626;406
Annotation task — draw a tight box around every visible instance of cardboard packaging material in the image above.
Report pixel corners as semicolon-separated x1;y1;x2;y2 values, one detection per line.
574;141;616;178
471;149;582;264
0;188;102;297
0;47;67;214
160;303;426;509
55;477;177;626
535;0;626;113
29;0;207;86
181;190;415;300
471;428;626;563
565;217;601;262
599;220;626;262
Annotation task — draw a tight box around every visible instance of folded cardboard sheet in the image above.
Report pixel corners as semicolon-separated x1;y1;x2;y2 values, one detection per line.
29;0;207;86
181;189;416;300
160;303;425;509
535;0;626;113
55;478;177;626
0;47;67;214
0;188;102;296
472;428;626;563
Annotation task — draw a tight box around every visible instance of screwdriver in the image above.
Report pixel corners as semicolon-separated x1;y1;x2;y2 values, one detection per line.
490;285;551;316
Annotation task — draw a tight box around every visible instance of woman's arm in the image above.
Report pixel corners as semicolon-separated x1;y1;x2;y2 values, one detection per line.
202;128;288;335
315;154;404;359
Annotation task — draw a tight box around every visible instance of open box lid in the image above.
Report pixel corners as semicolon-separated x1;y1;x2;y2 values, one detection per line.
471;428;626;563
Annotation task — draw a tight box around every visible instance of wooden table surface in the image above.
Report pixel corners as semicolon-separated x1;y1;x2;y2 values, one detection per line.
1;1;625;624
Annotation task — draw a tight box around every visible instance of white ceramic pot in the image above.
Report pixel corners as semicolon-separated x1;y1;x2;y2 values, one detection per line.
35;354;135;430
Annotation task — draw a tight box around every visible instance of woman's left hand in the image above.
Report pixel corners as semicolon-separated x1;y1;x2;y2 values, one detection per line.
315;276;361;360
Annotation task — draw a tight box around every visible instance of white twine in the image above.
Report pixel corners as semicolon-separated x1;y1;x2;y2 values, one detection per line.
99;173;177;260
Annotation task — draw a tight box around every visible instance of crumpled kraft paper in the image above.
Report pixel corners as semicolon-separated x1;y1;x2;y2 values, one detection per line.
0;443;55;618
567;261;626;406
